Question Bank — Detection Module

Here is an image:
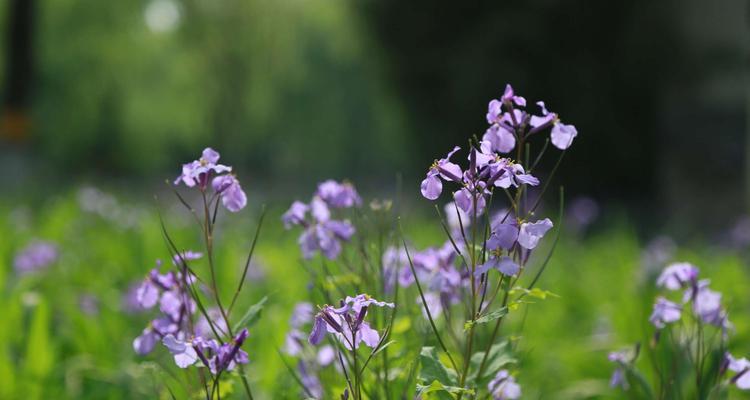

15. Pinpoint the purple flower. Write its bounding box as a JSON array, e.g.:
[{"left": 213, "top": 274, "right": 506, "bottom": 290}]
[
  {"left": 656, "top": 262, "right": 699, "bottom": 290},
  {"left": 608, "top": 350, "right": 631, "bottom": 390},
  {"left": 317, "top": 345, "right": 335, "bottom": 366},
  {"left": 726, "top": 353, "right": 750, "bottom": 390},
  {"left": 195, "top": 307, "right": 229, "bottom": 338},
  {"left": 488, "top": 370, "right": 521, "bottom": 400},
  {"left": 14, "top": 241, "right": 58, "bottom": 275},
  {"left": 551, "top": 122, "right": 578, "bottom": 150},
  {"left": 174, "top": 148, "right": 232, "bottom": 189},
  {"left": 317, "top": 180, "right": 362, "bottom": 208},
  {"left": 419, "top": 292, "right": 444, "bottom": 319},
  {"left": 172, "top": 250, "right": 203, "bottom": 266},
  {"left": 212, "top": 174, "right": 247, "bottom": 212},
  {"left": 483, "top": 124, "right": 516, "bottom": 154},
  {"left": 284, "top": 329, "right": 306, "bottom": 356},
  {"left": 298, "top": 220, "right": 355, "bottom": 260},
  {"left": 567, "top": 196, "right": 599, "bottom": 232},
  {"left": 282, "top": 201, "right": 309, "bottom": 228},
  {"left": 517, "top": 218, "right": 554, "bottom": 250},
  {"left": 163, "top": 334, "right": 200, "bottom": 368},
  {"left": 492, "top": 161, "right": 539, "bottom": 189},
  {"left": 382, "top": 246, "right": 409, "bottom": 294},
  {"left": 475, "top": 255, "right": 520, "bottom": 277},
  {"left": 308, "top": 295, "right": 394, "bottom": 350},
  {"left": 290, "top": 302, "right": 314, "bottom": 329},
  {"left": 501, "top": 84, "right": 526, "bottom": 107},
  {"left": 444, "top": 202, "right": 470, "bottom": 232},
  {"left": 649, "top": 297, "right": 681, "bottom": 328},
  {"left": 298, "top": 361, "right": 323, "bottom": 398},
  {"left": 487, "top": 221, "right": 519, "bottom": 251},
  {"left": 421, "top": 146, "right": 463, "bottom": 200},
  {"left": 529, "top": 101, "right": 555, "bottom": 128}
]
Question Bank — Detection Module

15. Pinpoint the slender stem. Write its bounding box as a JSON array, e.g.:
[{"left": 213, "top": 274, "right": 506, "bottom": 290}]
[
  {"left": 399, "top": 220, "right": 460, "bottom": 373},
  {"left": 228, "top": 206, "right": 267, "bottom": 314}
]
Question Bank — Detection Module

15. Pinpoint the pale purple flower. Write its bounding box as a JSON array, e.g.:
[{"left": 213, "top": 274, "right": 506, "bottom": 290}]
[
  {"left": 488, "top": 370, "right": 521, "bottom": 400},
  {"left": 444, "top": 201, "right": 470, "bottom": 232},
  {"left": 298, "top": 361, "right": 323, "bottom": 398},
  {"left": 656, "top": 262, "right": 699, "bottom": 290},
  {"left": 483, "top": 124, "right": 516, "bottom": 154},
  {"left": 551, "top": 122, "right": 578, "bottom": 150},
  {"left": 649, "top": 297, "right": 681, "bottom": 328},
  {"left": 298, "top": 220, "right": 356, "bottom": 260},
  {"left": 641, "top": 236, "right": 676, "bottom": 273},
  {"left": 382, "top": 246, "right": 409, "bottom": 294},
  {"left": 487, "top": 221, "right": 519, "bottom": 251},
  {"left": 568, "top": 196, "right": 599, "bottom": 231},
  {"left": 475, "top": 255, "right": 520, "bottom": 277},
  {"left": 317, "top": 180, "right": 362, "bottom": 208},
  {"left": 133, "top": 328, "right": 159, "bottom": 355},
  {"left": 608, "top": 350, "right": 631, "bottom": 390},
  {"left": 282, "top": 201, "right": 309, "bottom": 228},
  {"left": 308, "top": 295, "right": 393, "bottom": 350},
  {"left": 290, "top": 302, "right": 314, "bottom": 329},
  {"left": 421, "top": 146, "right": 463, "bottom": 200},
  {"left": 14, "top": 241, "right": 58, "bottom": 274},
  {"left": 730, "top": 216, "right": 750, "bottom": 248},
  {"left": 454, "top": 184, "right": 488, "bottom": 216},
  {"left": 492, "top": 161, "right": 539, "bottom": 189},
  {"left": 517, "top": 218, "right": 554, "bottom": 250},
  {"left": 212, "top": 174, "right": 247, "bottom": 212},
  {"left": 284, "top": 329, "right": 306, "bottom": 356},
  {"left": 172, "top": 250, "right": 203, "bottom": 266},
  {"left": 501, "top": 84, "right": 526, "bottom": 107},
  {"left": 163, "top": 334, "right": 199, "bottom": 368},
  {"left": 174, "top": 148, "right": 232, "bottom": 189},
  {"left": 529, "top": 101, "right": 555, "bottom": 128},
  {"left": 310, "top": 196, "right": 331, "bottom": 223},
  {"left": 726, "top": 353, "right": 750, "bottom": 390},
  {"left": 195, "top": 307, "right": 229, "bottom": 338}
]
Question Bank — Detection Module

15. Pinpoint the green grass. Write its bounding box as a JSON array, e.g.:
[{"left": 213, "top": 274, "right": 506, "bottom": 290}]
[{"left": 1, "top": 191, "right": 749, "bottom": 399}]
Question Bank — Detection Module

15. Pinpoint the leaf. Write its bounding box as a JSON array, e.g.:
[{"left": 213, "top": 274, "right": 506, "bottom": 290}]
[
  {"left": 416, "top": 380, "right": 475, "bottom": 398},
  {"left": 232, "top": 296, "right": 267, "bottom": 332},
  {"left": 465, "top": 307, "right": 508, "bottom": 330},
  {"left": 509, "top": 286, "right": 559, "bottom": 299},
  {"left": 467, "top": 342, "right": 516, "bottom": 385},
  {"left": 419, "top": 347, "right": 458, "bottom": 386}
]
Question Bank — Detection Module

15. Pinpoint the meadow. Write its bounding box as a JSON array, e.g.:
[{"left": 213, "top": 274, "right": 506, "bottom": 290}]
[{"left": 2, "top": 185, "right": 749, "bottom": 399}]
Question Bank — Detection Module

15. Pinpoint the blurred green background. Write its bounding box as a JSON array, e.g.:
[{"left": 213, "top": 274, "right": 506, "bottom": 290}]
[{"left": 0, "top": 0, "right": 749, "bottom": 398}]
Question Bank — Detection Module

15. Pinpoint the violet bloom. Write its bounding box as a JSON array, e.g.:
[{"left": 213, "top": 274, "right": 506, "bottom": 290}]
[
  {"left": 317, "top": 345, "right": 335, "bottom": 366},
  {"left": 14, "top": 241, "right": 58, "bottom": 275},
  {"left": 551, "top": 122, "right": 578, "bottom": 150},
  {"left": 162, "top": 334, "right": 200, "bottom": 368},
  {"left": 382, "top": 246, "right": 409, "bottom": 294},
  {"left": 517, "top": 218, "right": 554, "bottom": 250},
  {"left": 282, "top": 201, "right": 309, "bottom": 228},
  {"left": 726, "top": 353, "right": 750, "bottom": 390},
  {"left": 420, "top": 146, "right": 463, "bottom": 200},
  {"left": 195, "top": 307, "right": 229, "bottom": 338},
  {"left": 567, "top": 196, "right": 599, "bottom": 232},
  {"left": 174, "top": 147, "right": 232, "bottom": 189},
  {"left": 308, "top": 294, "right": 394, "bottom": 350},
  {"left": 492, "top": 161, "right": 540, "bottom": 189},
  {"left": 501, "top": 84, "right": 527, "bottom": 107},
  {"left": 317, "top": 180, "right": 362, "bottom": 208},
  {"left": 172, "top": 250, "right": 203, "bottom": 266},
  {"left": 475, "top": 255, "right": 520, "bottom": 277},
  {"left": 488, "top": 370, "right": 521, "bottom": 400},
  {"left": 444, "top": 201, "right": 471, "bottom": 232},
  {"left": 453, "top": 182, "right": 488, "bottom": 216},
  {"left": 212, "top": 174, "right": 247, "bottom": 212},
  {"left": 649, "top": 297, "right": 681, "bottom": 329},
  {"left": 298, "top": 360, "right": 323, "bottom": 398},
  {"left": 419, "top": 292, "right": 444, "bottom": 319},
  {"left": 656, "top": 262, "right": 699, "bottom": 290},
  {"left": 299, "top": 220, "right": 356, "bottom": 260},
  {"left": 487, "top": 221, "right": 519, "bottom": 251},
  {"left": 608, "top": 350, "right": 630, "bottom": 390},
  {"left": 483, "top": 124, "right": 516, "bottom": 154}
]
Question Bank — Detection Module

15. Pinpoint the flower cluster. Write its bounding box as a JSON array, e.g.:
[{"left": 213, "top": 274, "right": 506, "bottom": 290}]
[
  {"left": 14, "top": 240, "right": 58, "bottom": 275},
  {"left": 282, "top": 180, "right": 359, "bottom": 260},
  {"left": 133, "top": 260, "right": 197, "bottom": 355},
  {"left": 308, "top": 294, "right": 394, "bottom": 350},
  {"left": 174, "top": 147, "right": 247, "bottom": 212},
  {"left": 162, "top": 328, "right": 249, "bottom": 375},
  {"left": 478, "top": 216, "right": 553, "bottom": 277},
  {"left": 650, "top": 262, "right": 731, "bottom": 332},
  {"left": 484, "top": 84, "right": 577, "bottom": 153}
]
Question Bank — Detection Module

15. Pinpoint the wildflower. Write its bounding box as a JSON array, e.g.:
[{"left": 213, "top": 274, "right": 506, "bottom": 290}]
[
  {"left": 420, "top": 146, "right": 463, "bottom": 200},
  {"left": 298, "top": 360, "right": 324, "bottom": 398},
  {"left": 491, "top": 160, "right": 539, "bottom": 189},
  {"left": 500, "top": 84, "right": 526, "bottom": 108},
  {"left": 483, "top": 124, "right": 516, "bottom": 154},
  {"left": 282, "top": 201, "right": 309, "bottom": 228},
  {"left": 487, "top": 221, "right": 519, "bottom": 251},
  {"left": 608, "top": 350, "right": 630, "bottom": 390},
  {"left": 162, "top": 334, "right": 200, "bottom": 368},
  {"left": 551, "top": 122, "right": 578, "bottom": 150},
  {"left": 298, "top": 220, "right": 355, "bottom": 260},
  {"left": 174, "top": 147, "right": 231, "bottom": 189},
  {"left": 649, "top": 297, "right": 681, "bottom": 328},
  {"left": 726, "top": 353, "right": 750, "bottom": 390},
  {"left": 419, "top": 292, "right": 444, "bottom": 319},
  {"left": 444, "top": 201, "right": 471, "bottom": 232},
  {"left": 567, "top": 196, "right": 599, "bottom": 232},
  {"left": 316, "top": 180, "right": 362, "bottom": 208},
  {"left": 475, "top": 255, "right": 520, "bottom": 277},
  {"left": 212, "top": 174, "right": 247, "bottom": 212},
  {"left": 308, "top": 295, "right": 394, "bottom": 350},
  {"left": 382, "top": 246, "right": 409, "bottom": 294},
  {"left": 14, "top": 241, "right": 58, "bottom": 274},
  {"left": 172, "top": 250, "right": 203, "bottom": 266},
  {"left": 656, "top": 262, "right": 699, "bottom": 290},
  {"left": 487, "top": 369, "right": 521, "bottom": 400},
  {"left": 517, "top": 218, "right": 554, "bottom": 250}
]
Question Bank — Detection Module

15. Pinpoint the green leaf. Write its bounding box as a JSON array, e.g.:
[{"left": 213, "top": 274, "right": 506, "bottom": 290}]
[
  {"left": 232, "top": 296, "right": 267, "bottom": 332},
  {"left": 467, "top": 342, "right": 516, "bottom": 385},
  {"left": 416, "top": 380, "right": 475, "bottom": 398},
  {"left": 419, "top": 347, "right": 458, "bottom": 386},
  {"left": 465, "top": 307, "right": 508, "bottom": 330}
]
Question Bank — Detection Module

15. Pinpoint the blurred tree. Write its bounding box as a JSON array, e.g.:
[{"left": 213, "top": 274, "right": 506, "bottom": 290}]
[{"left": 1, "top": 0, "right": 34, "bottom": 143}]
